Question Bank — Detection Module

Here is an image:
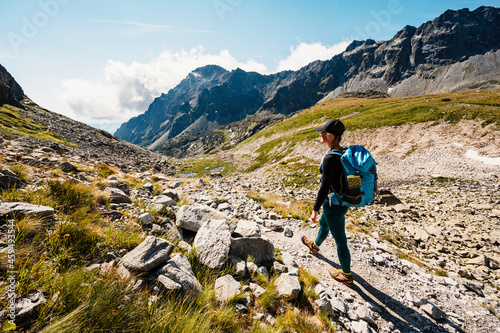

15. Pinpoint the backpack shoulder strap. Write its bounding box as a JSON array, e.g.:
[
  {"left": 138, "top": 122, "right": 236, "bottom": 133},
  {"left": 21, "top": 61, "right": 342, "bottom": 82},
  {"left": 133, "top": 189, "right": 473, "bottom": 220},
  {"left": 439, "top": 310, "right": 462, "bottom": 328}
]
[{"left": 327, "top": 147, "right": 346, "bottom": 157}]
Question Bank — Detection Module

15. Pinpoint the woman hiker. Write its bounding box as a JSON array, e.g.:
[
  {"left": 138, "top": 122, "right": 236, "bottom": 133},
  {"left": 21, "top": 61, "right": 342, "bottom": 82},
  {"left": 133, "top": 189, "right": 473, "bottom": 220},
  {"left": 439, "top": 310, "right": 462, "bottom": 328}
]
[{"left": 301, "top": 118, "right": 354, "bottom": 287}]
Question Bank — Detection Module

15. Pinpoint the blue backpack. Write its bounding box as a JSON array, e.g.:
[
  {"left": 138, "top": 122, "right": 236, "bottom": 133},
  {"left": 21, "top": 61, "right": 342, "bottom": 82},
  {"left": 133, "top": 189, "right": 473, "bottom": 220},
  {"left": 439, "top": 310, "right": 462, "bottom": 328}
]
[{"left": 328, "top": 145, "right": 378, "bottom": 207}]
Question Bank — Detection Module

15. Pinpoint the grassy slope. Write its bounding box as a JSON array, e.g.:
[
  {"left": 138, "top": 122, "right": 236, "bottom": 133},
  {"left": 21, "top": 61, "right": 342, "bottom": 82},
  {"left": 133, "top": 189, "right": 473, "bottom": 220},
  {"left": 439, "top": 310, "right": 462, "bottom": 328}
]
[
  {"left": 236, "top": 89, "right": 500, "bottom": 172},
  {"left": 0, "top": 103, "right": 75, "bottom": 146}
]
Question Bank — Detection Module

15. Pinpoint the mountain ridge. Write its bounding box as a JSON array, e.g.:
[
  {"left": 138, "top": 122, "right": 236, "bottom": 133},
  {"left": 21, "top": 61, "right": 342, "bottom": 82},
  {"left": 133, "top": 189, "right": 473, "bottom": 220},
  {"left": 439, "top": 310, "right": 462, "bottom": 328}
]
[{"left": 114, "top": 6, "right": 500, "bottom": 156}]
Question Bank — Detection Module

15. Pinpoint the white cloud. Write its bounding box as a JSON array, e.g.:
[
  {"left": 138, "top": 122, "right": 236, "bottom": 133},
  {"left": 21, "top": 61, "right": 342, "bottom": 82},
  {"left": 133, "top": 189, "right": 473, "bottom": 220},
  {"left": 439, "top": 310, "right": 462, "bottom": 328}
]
[
  {"left": 57, "top": 42, "right": 352, "bottom": 133},
  {"left": 276, "top": 41, "right": 351, "bottom": 72},
  {"left": 57, "top": 46, "right": 269, "bottom": 132}
]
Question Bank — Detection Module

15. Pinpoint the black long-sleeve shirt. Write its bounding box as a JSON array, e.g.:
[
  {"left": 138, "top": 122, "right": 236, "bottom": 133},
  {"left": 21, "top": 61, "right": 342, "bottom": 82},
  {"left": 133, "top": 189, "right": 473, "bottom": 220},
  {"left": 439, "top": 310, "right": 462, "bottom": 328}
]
[{"left": 313, "top": 152, "right": 344, "bottom": 212}]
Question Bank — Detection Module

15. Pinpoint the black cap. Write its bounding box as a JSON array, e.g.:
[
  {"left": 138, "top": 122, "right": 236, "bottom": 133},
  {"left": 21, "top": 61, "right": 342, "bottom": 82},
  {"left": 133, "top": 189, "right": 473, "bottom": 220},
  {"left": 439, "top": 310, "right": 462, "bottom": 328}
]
[{"left": 314, "top": 119, "right": 345, "bottom": 136}]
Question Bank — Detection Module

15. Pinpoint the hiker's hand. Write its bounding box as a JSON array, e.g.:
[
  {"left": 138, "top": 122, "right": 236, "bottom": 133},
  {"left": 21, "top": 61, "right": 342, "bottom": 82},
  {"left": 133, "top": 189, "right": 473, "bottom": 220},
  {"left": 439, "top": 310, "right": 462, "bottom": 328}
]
[{"left": 310, "top": 211, "right": 319, "bottom": 225}]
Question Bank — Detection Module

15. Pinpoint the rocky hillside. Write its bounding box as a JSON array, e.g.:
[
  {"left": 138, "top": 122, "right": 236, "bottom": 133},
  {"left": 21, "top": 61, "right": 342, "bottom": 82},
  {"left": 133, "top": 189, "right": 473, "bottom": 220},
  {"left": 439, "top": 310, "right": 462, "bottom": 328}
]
[
  {"left": 115, "top": 6, "right": 500, "bottom": 157},
  {"left": 1, "top": 125, "right": 499, "bottom": 332},
  {"left": 0, "top": 65, "right": 174, "bottom": 174}
]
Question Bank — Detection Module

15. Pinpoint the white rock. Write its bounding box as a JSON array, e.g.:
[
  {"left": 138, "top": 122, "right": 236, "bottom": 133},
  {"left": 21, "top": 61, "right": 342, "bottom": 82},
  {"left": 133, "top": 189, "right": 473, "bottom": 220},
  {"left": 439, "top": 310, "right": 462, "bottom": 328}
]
[
  {"left": 249, "top": 283, "right": 266, "bottom": 298},
  {"left": 193, "top": 219, "right": 231, "bottom": 269},
  {"left": 233, "top": 220, "right": 261, "bottom": 238},
  {"left": 274, "top": 273, "right": 301, "bottom": 298},
  {"left": 215, "top": 274, "right": 241, "bottom": 302}
]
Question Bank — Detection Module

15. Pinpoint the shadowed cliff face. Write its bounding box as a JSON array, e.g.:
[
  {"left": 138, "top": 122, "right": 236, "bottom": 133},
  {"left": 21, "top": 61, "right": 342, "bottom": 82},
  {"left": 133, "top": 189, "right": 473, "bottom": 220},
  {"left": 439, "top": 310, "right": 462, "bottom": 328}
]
[
  {"left": 0, "top": 64, "right": 24, "bottom": 107},
  {"left": 115, "top": 6, "right": 500, "bottom": 156}
]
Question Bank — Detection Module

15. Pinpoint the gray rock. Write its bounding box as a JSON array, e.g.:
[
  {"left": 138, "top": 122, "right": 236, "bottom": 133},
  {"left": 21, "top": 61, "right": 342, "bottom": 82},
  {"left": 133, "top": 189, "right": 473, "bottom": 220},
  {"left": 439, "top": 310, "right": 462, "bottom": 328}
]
[
  {"left": 247, "top": 262, "right": 259, "bottom": 275},
  {"left": 254, "top": 313, "right": 264, "bottom": 321},
  {"left": 230, "top": 237, "right": 274, "bottom": 265},
  {"left": 0, "top": 169, "right": 16, "bottom": 178},
  {"left": 218, "top": 202, "right": 230, "bottom": 211},
  {"left": 122, "top": 236, "right": 174, "bottom": 272},
  {"left": 215, "top": 274, "right": 241, "bottom": 301},
  {"left": 233, "top": 220, "right": 261, "bottom": 238},
  {"left": 157, "top": 274, "right": 182, "bottom": 291},
  {"left": 162, "top": 189, "right": 179, "bottom": 202},
  {"left": 0, "top": 202, "right": 54, "bottom": 221},
  {"left": 170, "top": 180, "right": 182, "bottom": 189},
  {"left": 104, "top": 187, "right": 132, "bottom": 204},
  {"left": 284, "top": 226, "right": 293, "bottom": 237},
  {"left": 257, "top": 266, "right": 269, "bottom": 281},
  {"left": 331, "top": 297, "right": 348, "bottom": 314},
  {"left": 288, "top": 267, "right": 300, "bottom": 276},
  {"left": 356, "top": 306, "right": 376, "bottom": 325},
  {"left": 461, "top": 279, "right": 485, "bottom": 296},
  {"left": 274, "top": 273, "right": 301, "bottom": 298},
  {"left": 159, "top": 253, "right": 203, "bottom": 294},
  {"left": 249, "top": 283, "right": 266, "bottom": 297},
  {"left": 394, "top": 204, "right": 411, "bottom": 213},
  {"left": 273, "top": 261, "right": 287, "bottom": 273},
  {"left": 263, "top": 219, "right": 284, "bottom": 231},
  {"left": 348, "top": 309, "right": 359, "bottom": 321},
  {"left": 153, "top": 195, "right": 175, "bottom": 213},
  {"left": 467, "top": 255, "right": 488, "bottom": 266},
  {"left": 193, "top": 219, "right": 231, "bottom": 269},
  {"left": 138, "top": 213, "right": 155, "bottom": 226},
  {"left": 351, "top": 320, "right": 372, "bottom": 333},
  {"left": 372, "top": 254, "right": 386, "bottom": 265},
  {"left": 232, "top": 257, "right": 246, "bottom": 276},
  {"left": 315, "top": 297, "right": 334, "bottom": 316},
  {"left": 0, "top": 174, "right": 24, "bottom": 190},
  {"left": 160, "top": 218, "right": 183, "bottom": 242},
  {"left": 15, "top": 290, "right": 47, "bottom": 324},
  {"left": 59, "top": 161, "right": 77, "bottom": 173},
  {"left": 175, "top": 204, "right": 229, "bottom": 232},
  {"left": 266, "top": 315, "right": 277, "bottom": 325},
  {"left": 282, "top": 251, "right": 297, "bottom": 268},
  {"left": 420, "top": 302, "right": 447, "bottom": 320}
]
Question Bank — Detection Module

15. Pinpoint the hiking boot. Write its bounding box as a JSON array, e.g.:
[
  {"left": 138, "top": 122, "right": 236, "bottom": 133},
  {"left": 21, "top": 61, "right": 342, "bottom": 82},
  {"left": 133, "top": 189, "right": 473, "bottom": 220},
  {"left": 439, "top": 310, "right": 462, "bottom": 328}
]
[
  {"left": 330, "top": 268, "right": 354, "bottom": 287},
  {"left": 301, "top": 236, "right": 319, "bottom": 255}
]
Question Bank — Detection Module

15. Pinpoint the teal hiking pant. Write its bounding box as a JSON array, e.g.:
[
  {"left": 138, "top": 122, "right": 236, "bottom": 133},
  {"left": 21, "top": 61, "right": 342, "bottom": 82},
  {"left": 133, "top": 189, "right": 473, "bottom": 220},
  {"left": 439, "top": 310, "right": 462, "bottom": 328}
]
[{"left": 314, "top": 201, "right": 350, "bottom": 273}]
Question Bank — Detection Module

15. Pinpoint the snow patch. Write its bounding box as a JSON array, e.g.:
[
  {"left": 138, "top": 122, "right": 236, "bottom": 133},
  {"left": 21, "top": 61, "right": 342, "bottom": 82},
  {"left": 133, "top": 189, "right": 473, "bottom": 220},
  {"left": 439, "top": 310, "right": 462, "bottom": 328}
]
[{"left": 465, "top": 150, "right": 500, "bottom": 166}]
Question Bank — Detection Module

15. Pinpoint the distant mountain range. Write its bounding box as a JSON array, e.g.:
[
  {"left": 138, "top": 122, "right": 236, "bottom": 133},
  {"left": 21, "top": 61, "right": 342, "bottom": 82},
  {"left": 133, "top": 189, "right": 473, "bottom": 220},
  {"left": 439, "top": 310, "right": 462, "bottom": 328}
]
[{"left": 114, "top": 6, "right": 500, "bottom": 156}]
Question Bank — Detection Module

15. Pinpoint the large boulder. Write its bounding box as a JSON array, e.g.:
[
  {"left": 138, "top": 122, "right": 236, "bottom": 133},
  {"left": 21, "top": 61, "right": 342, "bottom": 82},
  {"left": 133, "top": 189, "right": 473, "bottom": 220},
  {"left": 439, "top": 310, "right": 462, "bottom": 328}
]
[
  {"left": 158, "top": 253, "right": 203, "bottom": 294},
  {"left": 122, "top": 236, "right": 174, "bottom": 272},
  {"left": 175, "top": 204, "right": 229, "bottom": 232},
  {"left": 230, "top": 237, "right": 274, "bottom": 265},
  {"left": 0, "top": 202, "right": 54, "bottom": 222},
  {"left": 193, "top": 219, "right": 231, "bottom": 269}
]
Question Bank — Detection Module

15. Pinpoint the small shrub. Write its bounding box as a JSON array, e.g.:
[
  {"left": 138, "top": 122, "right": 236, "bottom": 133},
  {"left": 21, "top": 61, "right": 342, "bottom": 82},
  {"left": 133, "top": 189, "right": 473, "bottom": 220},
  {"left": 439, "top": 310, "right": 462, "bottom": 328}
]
[
  {"left": 46, "top": 180, "right": 96, "bottom": 213},
  {"left": 298, "top": 268, "right": 319, "bottom": 299},
  {"left": 433, "top": 268, "right": 448, "bottom": 277},
  {"left": 10, "top": 163, "right": 30, "bottom": 183},
  {"left": 275, "top": 308, "right": 326, "bottom": 333},
  {"left": 95, "top": 163, "right": 116, "bottom": 178},
  {"left": 257, "top": 284, "right": 284, "bottom": 314}
]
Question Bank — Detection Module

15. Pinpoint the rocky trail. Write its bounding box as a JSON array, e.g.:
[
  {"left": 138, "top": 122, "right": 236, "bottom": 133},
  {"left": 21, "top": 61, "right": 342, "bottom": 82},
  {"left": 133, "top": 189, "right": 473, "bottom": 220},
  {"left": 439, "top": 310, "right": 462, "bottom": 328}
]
[{"left": 1, "top": 133, "right": 499, "bottom": 333}]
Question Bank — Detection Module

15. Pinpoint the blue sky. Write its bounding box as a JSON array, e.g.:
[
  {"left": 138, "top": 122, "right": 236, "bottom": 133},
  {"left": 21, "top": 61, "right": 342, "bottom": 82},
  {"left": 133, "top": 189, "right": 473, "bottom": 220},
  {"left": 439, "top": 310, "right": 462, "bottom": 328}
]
[{"left": 0, "top": 0, "right": 497, "bottom": 133}]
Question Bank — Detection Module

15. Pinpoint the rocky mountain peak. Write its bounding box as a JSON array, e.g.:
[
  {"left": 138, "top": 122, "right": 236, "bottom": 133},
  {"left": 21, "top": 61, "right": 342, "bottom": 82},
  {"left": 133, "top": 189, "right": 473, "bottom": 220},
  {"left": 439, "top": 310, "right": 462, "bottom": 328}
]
[
  {"left": 115, "top": 7, "right": 500, "bottom": 157},
  {"left": 0, "top": 64, "right": 24, "bottom": 107}
]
